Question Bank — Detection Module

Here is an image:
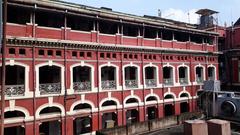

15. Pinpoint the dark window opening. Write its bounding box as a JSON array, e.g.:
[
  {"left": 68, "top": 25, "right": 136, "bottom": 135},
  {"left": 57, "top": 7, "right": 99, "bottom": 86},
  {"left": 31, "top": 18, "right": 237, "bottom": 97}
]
[
  {"left": 74, "top": 103, "right": 92, "bottom": 110},
  {"left": 144, "top": 27, "right": 157, "bottom": 39},
  {"left": 164, "top": 104, "right": 174, "bottom": 116},
  {"left": 47, "top": 50, "right": 53, "bottom": 56},
  {"left": 99, "top": 20, "right": 118, "bottom": 34},
  {"left": 40, "top": 107, "right": 61, "bottom": 115},
  {"left": 191, "top": 34, "right": 203, "bottom": 44},
  {"left": 123, "top": 24, "right": 139, "bottom": 37},
  {"left": 39, "top": 120, "right": 61, "bottom": 135},
  {"left": 5, "top": 111, "right": 25, "bottom": 118},
  {"left": 125, "top": 67, "right": 137, "bottom": 80},
  {"left": 180, "top": 93, "right": 189, "bottom": 98},
  {"left": 39, "top": 50, "right": 45, "bottom": 56},
  {"left": 101, "top": 66, "right": 115, "bottom": 81},
  {"left": 73, "top": 66, "right": 91, "bottom": 82},
  {"left": 80, "top": 52, "right": 85, "bottom": 57},
  {"left": 100, "top": 53, "right": 105, "bottom": 58},
  {"left": 196, "top": 67, "right": 203, "bottom": 78},
  {"left": 163, "top": 67, "right": 172, "bottom": 79},
  {"left": 146, "top": 96, "right": 157, "bottom": 102},
  {"left": 126, "top": 98, "right": 138, "bottom": 104},
  {"left": 124, "top": 54, "right": 128, "bottom": 59},
  {"left": 39, "top": 66, "right": 61, "bottom": 84},
  {"left": 145, "top": 67, "right": 155, "bottom": 79},
  {"left": 162, "top": 29, "right": 173, "bottom": 40},
  {"left": 126, "top": 109, "right": 139, "bottom": 124},
  {"left": 4, "top": 126, "right": 25, "bottom": 135},
  {"left": 102, "top": 113, "right": 117, "bottom": 129},
  {"left": 102, "top": 101, "right": 117, "bottom": 107},
  {"left": 67, "top": 15, "right": 93, "bottom": 31},
  {"left": 3, "top": 65, "right": 25, "bottom": 85},
  {"left": 129, "top": 54, "right": 133, "bottom": 59},
  {"left": 74, "top": 117, "right": 92, "bottom": 135},
  {"left": 174, "top": 31, "right": 189, "bottom": 42},
  {"left": 72, "top": 51, "right": 77, "bottom": 57},
  {"left": 112, "top": 53, "right": 116, "bottom": 58},
  {"left": 9, "top": 48, "right": 15, "bottom": 55},
  {"left": 36, "top": 10, "right": 64, "bottom": 28},
  {"left": 19, "top": 49, "right": 26, "bottom": 55},
  {"left": 134, "top": 54, "right": 138, "bottom": 59},
  {"left": 147, "top": 107, "right": 158, "bottom": 120},
  {"left": 87, "top": 52, "right": 92, "bottom": 58},
  {"left": 180, "top": 102, "right": 189, "bottom": 113},
  {"left": 7, "top": 5, "right": 30, "bottom": 24},
  {"left": 179, "top": 67, "right": 186, "bottom": 78},
  {"left": 56, "top": 50, "right": 62, "bottom": 57},
  {"left": 164, "top": 95, "right": 174, "bottom": 99},
  {"left": 106, "top": 53, "right": 111, "bottom": 58},
  {"left": 144, "top": 55, "right": 148, "bottom": 59}
]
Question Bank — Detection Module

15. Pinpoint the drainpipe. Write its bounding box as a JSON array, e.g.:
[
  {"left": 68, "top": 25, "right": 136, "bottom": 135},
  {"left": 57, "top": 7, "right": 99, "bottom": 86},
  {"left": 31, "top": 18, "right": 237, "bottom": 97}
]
[
  {"left": 32, "top": 4, "right": 37, "bottom": 135},
  {"left": 63, "top": 9, "right": 67, "bottom": 135},
  {"left": 1, "top": 0, "right": 7, "bottom": 135}
]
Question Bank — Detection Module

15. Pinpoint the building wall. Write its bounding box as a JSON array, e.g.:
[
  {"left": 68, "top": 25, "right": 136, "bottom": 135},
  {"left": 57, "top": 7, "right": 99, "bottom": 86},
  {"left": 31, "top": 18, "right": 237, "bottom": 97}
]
[{"left": 1, "top": 1, "right": 219, "bottom": 135}]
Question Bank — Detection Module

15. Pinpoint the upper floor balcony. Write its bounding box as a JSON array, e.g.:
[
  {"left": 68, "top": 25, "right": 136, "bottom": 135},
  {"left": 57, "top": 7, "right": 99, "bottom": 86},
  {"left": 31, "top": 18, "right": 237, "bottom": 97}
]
[{"left": 6, "top": 4, "right": 217, "bottom": 53}]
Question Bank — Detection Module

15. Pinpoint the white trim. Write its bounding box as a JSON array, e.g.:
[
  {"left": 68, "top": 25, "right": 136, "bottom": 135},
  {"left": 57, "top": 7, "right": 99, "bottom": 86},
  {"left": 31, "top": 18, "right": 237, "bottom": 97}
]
[
  {"left": 4, "top": 106, "right": 33, "bottom": 124},
  {"left": 177, "top": 64, "right": 190, "bottom": 85},
  {"left": 1, "top": 61, "right": 32, "bottom": 99},
  {"left": 143, "top": 64, "right": 160, "bottom": 87},
  {"left": 124, "top": 94, "right": 143, "bottom": 107},
  {"left": 164, "top": 92, "right": 177, "bottom": 102},
  {"left": 35, "top": 62, "right": 65, "bottom": 97},
  {"left": 122, "top": 63, "right": 141, "bottom": 89},
  {"left": 35, "top": 103, "right": 65, "bottom": 119},
  {"left": 163, "top": 64, "right": 176, "bottom": 85},
  {"left": 207, "top": 64, "right": 217, "bottom": 80},
  {"left": 145, "top": 93, "right": 161, "bottom": 105},
  {"left": 68, "top": 100, "right": 97, "bottom": 115},
  {"left": 69, "top": 62, "right": 96, "bottom": 94},
  {"left": 99, "top": 63, "right": 120, "bottom": 91},
  {"left": 178, "top": 91, "right": 191, "bottom": 101},
  {"left": 99, "top": 97, "right": 121, "bottom": 111},
  {"left": 193, "top": 64, "right": 206, "bottom": 85}
]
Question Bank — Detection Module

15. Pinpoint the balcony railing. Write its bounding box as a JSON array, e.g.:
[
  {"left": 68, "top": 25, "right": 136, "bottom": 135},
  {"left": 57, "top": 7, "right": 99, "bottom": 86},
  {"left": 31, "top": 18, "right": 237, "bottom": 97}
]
[
  {"left": 145, "top": 79, "right": 157, "bottom": 87},
  {"left": 0, "top": 85, "right": 25, "bottom": 97},
  {"left": 125, "top": 80, "right": 138, "bottom": 88},
  {"left": 73, "top": 81, "right": 91, "bottom": 92},
  {"left": 179, "top": 78, "right": 188, "bottom": 85},
  {"left": 196, "top": 77, "right": 204, "bottom": 83},
  {"left": 163, "top": 78, "right": 173, "bottom": 86},
  {"left": 39, "top": 83, "right": 61, "bottom": 95},
  {"left": 101, "top": 80, "right": 116, "bottom": 90}
]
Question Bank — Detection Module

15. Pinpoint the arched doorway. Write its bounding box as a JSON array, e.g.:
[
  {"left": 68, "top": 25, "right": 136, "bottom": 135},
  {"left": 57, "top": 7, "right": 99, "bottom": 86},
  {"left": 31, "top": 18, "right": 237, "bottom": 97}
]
[
  {"left": 39, "top": 107, "right": 62, "bottom": 135},
  {"left": 146, "top": 96, "right": 158, "bottom": 120},
  {"left": 101, "top": 100, "right": 118, "bottom": 129},
  {"left": 125, "top": 98, "right": 139, "bottom": 124},
  {"left": 180, "top": 93, "right": 190, "bottom": 113},
  {"left": 74, "top": 116, "right": 92, "bottom": 135},
  {"left": 4, "top": 110, "right": 26, "bottom": 135},
  {"left": 164, "top": 94, "right": 175, "bottom": 116}
]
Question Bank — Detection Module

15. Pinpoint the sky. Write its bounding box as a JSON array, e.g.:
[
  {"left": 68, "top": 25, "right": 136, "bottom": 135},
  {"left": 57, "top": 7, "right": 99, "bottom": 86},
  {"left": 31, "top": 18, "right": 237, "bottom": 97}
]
[{"left": 64, "top": 0, "right": 239, "bottom": 26}]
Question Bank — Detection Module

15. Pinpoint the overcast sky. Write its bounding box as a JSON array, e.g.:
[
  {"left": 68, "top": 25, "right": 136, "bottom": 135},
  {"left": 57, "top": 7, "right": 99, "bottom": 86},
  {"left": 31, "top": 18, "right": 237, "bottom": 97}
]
[{"left": 64, "top": 0, "right": 239, "bottom": 26}]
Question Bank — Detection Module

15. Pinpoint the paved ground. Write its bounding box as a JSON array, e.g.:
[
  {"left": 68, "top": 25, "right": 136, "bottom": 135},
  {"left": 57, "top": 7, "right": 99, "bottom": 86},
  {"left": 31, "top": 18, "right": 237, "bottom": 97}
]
[
  {"left": 145, "top": 125, "right": 184, "bottom": 135},
  {"left": 144, "top": 124, "right": 240, "bottom": 135}
]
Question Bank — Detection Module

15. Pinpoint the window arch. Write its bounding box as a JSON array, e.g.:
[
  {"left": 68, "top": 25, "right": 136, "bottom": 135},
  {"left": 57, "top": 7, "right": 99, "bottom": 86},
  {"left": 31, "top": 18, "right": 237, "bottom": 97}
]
[
  {"left": 123, "top": 64, "right": 140, "bottom": 89},
  {"left": 35, "top": 62, "right": 65, "bottom": 96},
  {"left": 143, "top": 64, "right": 159, "bottom": 88},
  {"left": 70, "top": 63, "right": 95, "bottom": 93}
]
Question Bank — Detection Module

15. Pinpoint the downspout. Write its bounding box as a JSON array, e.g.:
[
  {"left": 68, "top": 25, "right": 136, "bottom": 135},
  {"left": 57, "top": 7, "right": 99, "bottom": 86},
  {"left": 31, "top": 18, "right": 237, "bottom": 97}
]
[
  {"left": 32, "top": 4, "right": 37, "bottom": 135},
  {"left": 63, "top": 9, "right": 67, "bottom": 135},
  {"left": 1, "top": 0, "right": 7, "bottom": 135}
]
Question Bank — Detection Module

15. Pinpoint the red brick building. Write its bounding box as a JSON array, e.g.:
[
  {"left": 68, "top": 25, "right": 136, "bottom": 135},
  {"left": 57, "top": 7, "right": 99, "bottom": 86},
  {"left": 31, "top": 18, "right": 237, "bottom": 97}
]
[
  {"left": 0, "top": 0, "right": 219, "bottom": 135},
  {"left": 219, "top": 18, "right": 240, "bottom": 89}
]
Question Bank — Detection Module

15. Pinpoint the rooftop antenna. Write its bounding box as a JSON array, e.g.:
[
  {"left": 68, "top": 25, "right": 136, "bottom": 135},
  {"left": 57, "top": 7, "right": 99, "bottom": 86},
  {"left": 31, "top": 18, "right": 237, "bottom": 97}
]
[
  {"left": 158, "top": 9, "right": 161, "bottom": 17},
  {"left": 187, "top": 11, "right": 190, "bottom": 23}
]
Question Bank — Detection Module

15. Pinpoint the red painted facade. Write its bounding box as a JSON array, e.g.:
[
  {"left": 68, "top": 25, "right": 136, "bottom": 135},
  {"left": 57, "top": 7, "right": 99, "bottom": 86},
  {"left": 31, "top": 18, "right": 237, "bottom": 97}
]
[{"left": 0, "top": 1, "right": 219, "bottom": 135}]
